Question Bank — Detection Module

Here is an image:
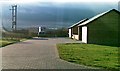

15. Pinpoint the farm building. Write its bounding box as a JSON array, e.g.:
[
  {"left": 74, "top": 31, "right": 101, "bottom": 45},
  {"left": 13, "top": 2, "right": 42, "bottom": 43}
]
[
  {"left": 69, "top": 9, "right": 120, "bottom": 46},
  {"left": 68, "top": 18, "right": 88, "bottom": 40}
]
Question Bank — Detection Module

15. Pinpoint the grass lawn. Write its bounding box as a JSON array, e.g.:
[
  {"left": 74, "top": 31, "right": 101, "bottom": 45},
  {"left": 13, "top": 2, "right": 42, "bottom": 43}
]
[
  {"left": 0, "top": 38, "right": 27, "bottom": 47},
  {"left": 57, "top": 43, "right": 119, "bottom": 70}
]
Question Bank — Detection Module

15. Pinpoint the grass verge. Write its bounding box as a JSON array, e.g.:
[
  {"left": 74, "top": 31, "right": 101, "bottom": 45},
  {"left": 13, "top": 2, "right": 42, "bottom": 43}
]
[
  {"left": 0, "top": 38, "right": 27, "bottom": 47},
  {"left": 57, "top": 43, "right": 119, "bottom": 70}
]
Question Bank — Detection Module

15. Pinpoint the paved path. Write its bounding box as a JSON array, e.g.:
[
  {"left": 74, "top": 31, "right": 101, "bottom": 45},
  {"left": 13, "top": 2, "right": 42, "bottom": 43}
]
[{"left": 1, "top": 38, "right": 93, "bottom": 69}]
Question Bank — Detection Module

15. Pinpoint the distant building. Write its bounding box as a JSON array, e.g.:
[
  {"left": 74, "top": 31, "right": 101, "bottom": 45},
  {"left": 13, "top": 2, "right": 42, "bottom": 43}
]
[
  {"left": 38, "top": 27, "right": 46, "bottom": 34},
  {"left": 69, "top": 9, "right": 120, "bottom": 46}
]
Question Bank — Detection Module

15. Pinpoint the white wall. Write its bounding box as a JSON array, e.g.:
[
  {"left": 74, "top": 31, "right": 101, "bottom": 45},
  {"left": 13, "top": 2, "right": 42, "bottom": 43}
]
[
  {"left": 82, "top": 26, "right": 87, "bottom": 43},
  {"left": 72, "top": 34, "right": 79, "bottom": 40},
  {"left": 68, "top": 28, "right": 72, "bottom": 38},
  {"left": 38, "top": 27, "right": 42, "bottom": 32}
]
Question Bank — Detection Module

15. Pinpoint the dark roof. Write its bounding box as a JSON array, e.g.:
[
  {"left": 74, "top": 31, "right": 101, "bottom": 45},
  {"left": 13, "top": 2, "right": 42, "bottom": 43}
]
[
  {"left": 68, "top": 18, "right": 88, "bottom": 28},
  {"left": 78, "top": 9, "right": 120, "bottom": 26}
]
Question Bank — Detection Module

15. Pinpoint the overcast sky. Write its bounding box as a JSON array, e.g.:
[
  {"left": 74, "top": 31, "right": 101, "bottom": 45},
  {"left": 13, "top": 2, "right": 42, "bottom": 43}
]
[{"left": 1, "top": 0, "right": 119, "bottom": 30}]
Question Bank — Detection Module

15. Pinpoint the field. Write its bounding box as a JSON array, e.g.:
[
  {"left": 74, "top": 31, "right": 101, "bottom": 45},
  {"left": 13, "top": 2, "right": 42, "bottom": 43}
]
[{"left": 57, "top": 43, "right": 119, "bottom": 70}]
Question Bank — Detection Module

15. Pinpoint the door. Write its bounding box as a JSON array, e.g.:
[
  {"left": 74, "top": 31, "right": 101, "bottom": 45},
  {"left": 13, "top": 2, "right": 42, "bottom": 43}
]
[
  {"left": 82, "top": 26, "right": 87, "bottom": 43},
  {"left": 69, "top": 29, "right": 72, "bottom": 38}
]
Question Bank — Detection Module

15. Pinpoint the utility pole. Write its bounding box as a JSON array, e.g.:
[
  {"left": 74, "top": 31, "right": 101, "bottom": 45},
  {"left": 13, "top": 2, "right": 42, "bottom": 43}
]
[{"left": 10, "top": 5, "right": 17, "bottom": 31}]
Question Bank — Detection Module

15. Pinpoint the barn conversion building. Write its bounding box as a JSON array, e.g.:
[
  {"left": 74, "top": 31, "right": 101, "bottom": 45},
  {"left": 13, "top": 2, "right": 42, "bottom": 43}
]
[
  {"left": 68, "top": 9, "right": 120, "bottom": 46},
  {"left": 68, "top": 18, "right": 88, "bottom": 40}
]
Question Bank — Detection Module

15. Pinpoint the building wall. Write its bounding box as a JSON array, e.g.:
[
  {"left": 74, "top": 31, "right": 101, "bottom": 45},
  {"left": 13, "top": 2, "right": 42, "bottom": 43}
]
[
  {"left": 72, "top": 34, "right": 79, "bottom": 40},
  {"left": 68, "top": 28, "right": 72, "bottom": 38},
  {"left": 87, "top": 10, "right": 119, "bottom": 46},
  {"left": 71, "top": 26, "right": 79, "bottom": 40}
]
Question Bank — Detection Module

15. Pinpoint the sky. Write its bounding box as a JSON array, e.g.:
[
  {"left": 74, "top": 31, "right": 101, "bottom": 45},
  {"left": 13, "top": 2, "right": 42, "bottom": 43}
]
[
  {"left": 1, "top": 0, "right": 119, "bottom": 30},
  {"left": 1, "top": 0, "right": 119, "bottom": 3}
]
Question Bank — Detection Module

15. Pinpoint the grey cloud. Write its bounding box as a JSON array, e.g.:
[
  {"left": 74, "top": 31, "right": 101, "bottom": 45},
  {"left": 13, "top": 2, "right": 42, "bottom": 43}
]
[{"left": 2, "top": 2, "right": 118, "bottom": 29}]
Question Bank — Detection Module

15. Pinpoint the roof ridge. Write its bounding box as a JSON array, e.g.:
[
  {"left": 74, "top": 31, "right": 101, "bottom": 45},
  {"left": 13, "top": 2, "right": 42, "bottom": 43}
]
[
  {"left": 69, "top": 18, "right": 88, "bottom": 28},
  {"left": 111, "top": 9, "right": 120, "bottom": 13},
  {"left": 78, "top": 9, "right": 119, "bottom": 26}
]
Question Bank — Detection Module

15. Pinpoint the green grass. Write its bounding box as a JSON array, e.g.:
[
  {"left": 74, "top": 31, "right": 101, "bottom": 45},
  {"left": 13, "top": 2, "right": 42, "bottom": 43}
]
[
  {"left": 0, "top": 39, "right": 18, "bottom": 47},
  {"left": 0, "top": 38, "right": 27, "bottom": 47},
  {"left": 57, "top": 43, "right": 119, "bottom": 70}
]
